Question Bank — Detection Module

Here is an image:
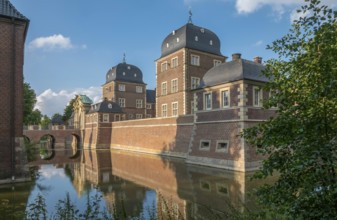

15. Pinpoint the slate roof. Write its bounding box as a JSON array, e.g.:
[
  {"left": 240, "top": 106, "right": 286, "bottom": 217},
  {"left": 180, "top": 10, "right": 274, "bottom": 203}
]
[
  {"left": 79, "top": 95, "right": 93, "bottom": 105},
  {"left": 51, "top": 115, "right": 64, "bottom": 125},
  {"left": 161, "top": 23, "right": 222, "bottom": 58},
  {"left": 199, "top": 58, "right": 268, "bottom": 88},
  {"left": 146, "top": 89, "right": 156, "bottom": 103},
  {"left": 0, "top": 0, "right": 29, "bottom": 21},
  {"left": 105, "top": 62, "right": 145, "bottom": 85},
  {"left": 89, "top": 99, "right": 123, "bottom": 113}
]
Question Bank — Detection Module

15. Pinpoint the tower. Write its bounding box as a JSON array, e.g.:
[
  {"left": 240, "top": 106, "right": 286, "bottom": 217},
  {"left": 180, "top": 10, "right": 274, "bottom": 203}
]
[
  {"left": 0, "top": 0, "right": 29, "bottom": 180},
  {"left": 155, "top": 18, "right": 227, "bottom": 118}
]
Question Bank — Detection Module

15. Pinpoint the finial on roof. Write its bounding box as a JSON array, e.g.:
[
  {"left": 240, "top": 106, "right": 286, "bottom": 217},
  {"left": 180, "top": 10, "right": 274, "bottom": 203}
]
[
  {"left": 188, "top": 8, "right": 193, "bottom": 24},
  {"left": 123, "top": 53, "right": 126, "bottom": 63}
]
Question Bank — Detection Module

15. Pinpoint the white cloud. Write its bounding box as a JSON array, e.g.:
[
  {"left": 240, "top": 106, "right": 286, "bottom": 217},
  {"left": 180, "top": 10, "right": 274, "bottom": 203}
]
[
  {"left": 253, "top": 40, "right": 263, "bottom": 46},
  {"left": 29, "top": 34, "right": 75, "bottom": 51},
  {"left": 35, "top": 87, "right": 102, "bottom": 117}
]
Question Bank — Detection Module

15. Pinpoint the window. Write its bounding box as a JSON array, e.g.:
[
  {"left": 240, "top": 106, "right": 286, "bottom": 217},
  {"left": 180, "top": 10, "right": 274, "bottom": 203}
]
[
  {"left": 171, "top": 79, "right": 178, "bottom": 93},
  {"left": 172, "top": 102, "right": 178, "bottom": 116},
  {"left": 118, "top": 98, "right": 125, "bottom": 107},
  {"left": 171, "top": 57, "right": 178, "bottom": 68},
  {"left": 213, "top": 59, "right": 222, "bottom": 67},
  {"left": 191, "top": 55, "right": 200, "bottom": 66},
  {"left": 216, "top": 140, "right": 229, "bottom": 153},
  {"left": 114, "top": 114, "right": 120, "bottom": 121},
  {"left": 136, "top": 86, "right": 143, "bottom": 93},
  {"left": 146, "top": 104, "right": 152, "bottom": 109},
  {"left": 146, "top": 114, "right": 152, "bottom": 118},
  {"left": 103, "top": 114, "right": 109, "bottom": 123},
  {"left": 161, "top": 61, "right": 168, "bottom": 72},
  {"left": 161, "top": 82, "right": 167, "bottom": 95},
  {"left": 162, "top": 104, "right": 167, "bottom": 117},
  {"left": 253, "top": 86, "right": 262, "bottom": 107},
  {"left": 221, "top": 89, "right": 230, "bottom": 108},
  {"left": 216, "top": 183, "right": 229, "bottom": 196},
  {"left": 204, "top": 92, "right": 212, "bottom": 110},
  {"left": 191, "top": 77, "right": 200, "bottom": 89},
  {"left": 191, "top": 101, "right": 195, "bottom": 114},
  {"left": 200, "top": 140, "right": 211, "bottom": 150},
  {"left": 200, "top": 180, "right": 211, "bottom": 191},
  {"left": 119, "top": 84, "right": 125, "bottom": 91},
  {"left": 128, "top": 114, "right": 133, "bottom": 119},
  {"left": 210, "top": 40, "right": 213, "bottom": 46},
  {"left": 136, "top": 114, "right": 142, "bottom": 119},
  {"left": 136, "top": 99, "right": 143, "bottom": 108},
  {"left": 195, "top": 36, "right": 198, "bottom": 41}
]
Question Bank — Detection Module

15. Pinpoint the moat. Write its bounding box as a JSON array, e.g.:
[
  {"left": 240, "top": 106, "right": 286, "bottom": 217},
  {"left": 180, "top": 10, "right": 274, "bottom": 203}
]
[{"left": 0, "top": 149, "right": 267, "bottom": 219}]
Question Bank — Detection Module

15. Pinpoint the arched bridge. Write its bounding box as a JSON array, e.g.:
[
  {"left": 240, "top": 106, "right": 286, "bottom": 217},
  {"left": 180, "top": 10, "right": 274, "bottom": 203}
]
[{"left": 23, "top": 125, "right": 81, "bottom": 149}]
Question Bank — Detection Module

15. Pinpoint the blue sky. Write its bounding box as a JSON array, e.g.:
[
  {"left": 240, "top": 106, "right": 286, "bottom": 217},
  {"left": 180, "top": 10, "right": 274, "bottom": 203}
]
[{"left": 10, "top": 0, "right": 336, "bottom": 116}]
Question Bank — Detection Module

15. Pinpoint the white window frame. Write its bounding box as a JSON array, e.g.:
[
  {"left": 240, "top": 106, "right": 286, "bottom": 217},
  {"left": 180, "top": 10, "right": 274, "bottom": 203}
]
[
  {"left": 172, "top": 102, "right": 178, "bottom": 116},
  {"left": 171, "top": 57, "right": 178, "bottom": 68},
  {"left": 118, "top": 98, "right": 125, "bottom": 107},
  {"left": 103, "top": 114, "right": 109, "bottom": 123},
  {"left": 146, "top": 114, "right": 152, "bottom": 118},
  {"left": 136, "top": 99, "right": 143, "bottom": 108},
  {"left": 136, "top": 114, "right": 142, "bottom": 119},
  {"left": 191, "top": 55, "right": 200, "bottom": 66},
  {"left": 191, "top": 77, "right": 200, "bottom": 89},
  {"left": 253, "top": 86, "right": 262, "bottom": 107},
  {"left": 161, "top": 82, "right": 167, "bottom": 96},
  {"left": 221, "top": 88, "right": 230, "bottom": 108},
  {"left": 171, "top": 78, "right": 178, "bottom": 93},
  {"left": 118, "top": 84, "right": 125, "bottom": 91},
  {"left": 199, "top": 140, "right": 211, "bottom": 150},
  {"left": 213, "top": 59, "right": 222, "bottom": 67},
  {"left": 204, "top": 92, "right": 212, "bottom": 110},
  {"left": 191, "top": 101, "right": 195, "bottom": 114},
  {"left": 136, "top": 86, "right": 143, "bottom": 93},
  {"left": 161, "top": 61, "right": 168, "bottom": 72},
  {"left": 216, "top": 140, "right": 229, "bottom": 153},
  {"left": 146, "top": 104, "right": 152, "bottom": 109},
  {"left": 162, "top": 104, "right": 167, "bottom": 117},
  {"left": 114, "top": 114, "right": 120, "bottom": 121}
]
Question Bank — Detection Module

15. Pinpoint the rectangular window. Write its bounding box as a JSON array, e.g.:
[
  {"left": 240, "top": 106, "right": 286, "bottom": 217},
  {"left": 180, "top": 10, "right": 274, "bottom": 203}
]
[
  {"left": 191, "top": 77, "right": 200, "bottom": 89},
  {"left": 204, "top": 92, "right": 212, "bottom": 110},
  {"left": 171, "top": 57, "right": 178, "bottom": 68},
  {"left": 161, "top": 61, "right": 168, "bottom": 72},
  {"left": 200, "top": 140, "right": 211, "bottom": 150},
  {"left": 213, "top": 59, "right": 222, "bottom": 67},
  {"left": 191, "top": 101, "right": 195, "bottom": 114},
  {"left": 114, "top": 114, "right": 120, "bottom": 121},
  {"left": 128, "top": 114, "right": 133, "bottom": 119},
  {"left": 172, "top": 102, "right": 178, "bottom": 116},
  {"left": 103, "top": 114, "right": 109, "bottom": 123},
  {"left": 161, "top": 82, "right": 167, "bottom": 95},
  {"left": 253, "top": 86, "right": 262, "bottom": 107},
  {"left": 136, "top": 99, "right": 143, "bottom": 108},
  {"left": 119, "top": 84, "right": 125, "bottom": 91},
  {"left": 162, "top": 104, "right": 167, "bottom": 117},
  {"left": 191, "top": 55, "right": 200, "bottom": 66},
  {"left": 216, "top": 140, "right": 229, "bottom": 153},
  {"left": 146, "top": 114, "right": 152, "bottom": 118},
  {"left": 118, "top": 98, "right": 125, "bottom": 107},
  {"left": 146, "top": 104, "right": 152, "bottom": 109},
  {"left": 171, "top": 79, "right": 178, "bottom": 93},
  {"left": 221, "top": 89, "right": 230, "bottom": 108},
  {"left": 136, "top": 114, "right": 142, "bottom": 119},
  {"left": 136, "top": 86, "right": 143, "bottom": 93}
]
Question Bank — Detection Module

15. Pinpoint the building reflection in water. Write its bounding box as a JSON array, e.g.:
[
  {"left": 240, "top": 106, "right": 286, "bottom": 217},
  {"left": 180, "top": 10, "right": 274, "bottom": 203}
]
[{"left": 66, "top": 149, "right": 264, "bottom": 219}]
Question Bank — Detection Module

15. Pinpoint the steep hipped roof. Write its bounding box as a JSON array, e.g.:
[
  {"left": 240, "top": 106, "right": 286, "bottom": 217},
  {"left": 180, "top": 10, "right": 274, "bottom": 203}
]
[
  {"left": 89, "top": 99, "right": 123, "bottom": 114},
  {"left": 161, "top": 23, "right": 222, "bottom": 58},
  {"left": 200, "top": 58, "right": 268, "bottom": 88},
  {"left": 0, "top": 0, "right": 29, "bottom": 21},
  {"left": 105, "top": 62, "right": 145, "bottom": 85}
]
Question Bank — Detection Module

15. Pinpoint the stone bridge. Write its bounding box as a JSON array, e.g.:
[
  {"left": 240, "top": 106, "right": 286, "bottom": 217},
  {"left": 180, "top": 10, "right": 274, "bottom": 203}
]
[{"left": 23, "top": 125, "right": 82, "bottom": 149}]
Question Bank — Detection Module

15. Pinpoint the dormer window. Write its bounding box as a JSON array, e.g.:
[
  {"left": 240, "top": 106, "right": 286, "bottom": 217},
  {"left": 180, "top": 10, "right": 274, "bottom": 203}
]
[
  {"left": 176, "top": 37, "right": 179, "bottom": 43},
  {"left": 172, "top": 30, "right": 175, "bottom": 35},
  {"left": 200, "top": 28, "right": 205, "bottom": 33},
  {"left": 166, "top": 43, "right": 169, "bottom": 48},
  {"left": 108, "top": 104, "right": 112, "bottom": 109},
  {"left": 123, "top": 72, "right": 126, "bottom": 76},
  {"left": 195, "top": 36, "right": 198, "bottom": 41},
  {"left": 134, "top": 73, "right": 137, "bottom": 77},
  {"left": 210, "top": 40, "right": 213, "bottom": 46},
  {"left": 127, "top": 66, "right": 131, "bottom": 70}
]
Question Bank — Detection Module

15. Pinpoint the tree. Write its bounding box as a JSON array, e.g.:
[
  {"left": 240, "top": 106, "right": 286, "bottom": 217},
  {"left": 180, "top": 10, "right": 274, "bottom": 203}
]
[
  {"left": 62, "top": 96, "right": 76, "bottom": 123},
  {"left": 242, "top": 0, "right": 337, "bottom": 219},
  {"left": 40, "top": 115, "right": 51, "bottom": 128},
  {"left": 23, "top": 82, "right": 38, "bottom": 125}
]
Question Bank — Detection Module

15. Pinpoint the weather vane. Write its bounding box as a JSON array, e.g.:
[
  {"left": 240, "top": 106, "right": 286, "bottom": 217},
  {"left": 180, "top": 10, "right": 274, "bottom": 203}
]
[
  {"left": 123, "top": 53, "right": 126, "bottom": 63},
  {"left": 188, "top": 8, "right": 193, "bottom": 24}
]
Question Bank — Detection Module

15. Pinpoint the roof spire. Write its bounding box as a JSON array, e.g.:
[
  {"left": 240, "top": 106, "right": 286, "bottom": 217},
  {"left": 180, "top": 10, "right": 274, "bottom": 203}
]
[
  {"left": 122, "top": 53, "right": 126, "bottom": 63},
  {"left": 188, "top": 8, "right": 193, "bottom": 24}
]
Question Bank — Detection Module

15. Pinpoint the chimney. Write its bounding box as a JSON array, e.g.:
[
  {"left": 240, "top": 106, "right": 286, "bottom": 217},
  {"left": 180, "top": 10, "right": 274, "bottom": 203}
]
[
  {"left": 232, "top": 53, "right": 241, "bottom": 61},
  {"left": 254, "top": 56, "right": 262, "bottom": 64}
]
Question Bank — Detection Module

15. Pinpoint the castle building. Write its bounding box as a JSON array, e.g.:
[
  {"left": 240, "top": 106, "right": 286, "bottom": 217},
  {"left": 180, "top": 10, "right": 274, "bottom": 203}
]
[
  {"left": 0, "top": 0, "right": 29, "bottom": 180},
  {"left": 155, "top": 19, "right": 227, "bottom": 118}
]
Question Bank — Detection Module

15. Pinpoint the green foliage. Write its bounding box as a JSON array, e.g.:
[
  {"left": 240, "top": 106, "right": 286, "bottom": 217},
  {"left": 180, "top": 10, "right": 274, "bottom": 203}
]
[
  {"left": 40, "top": 115, "right": 51, "bottom": 129},
  {"left": 23, "top": 82, "right": 40, "bottom": 125},
  {"left": 242, "top": 0, "right": 337, "bottom": 219},
  {"left": 62, "top": 97, "right": 76, "bottom": 123}
]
